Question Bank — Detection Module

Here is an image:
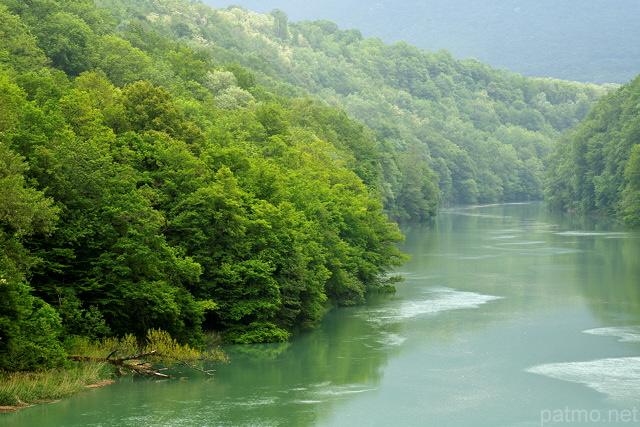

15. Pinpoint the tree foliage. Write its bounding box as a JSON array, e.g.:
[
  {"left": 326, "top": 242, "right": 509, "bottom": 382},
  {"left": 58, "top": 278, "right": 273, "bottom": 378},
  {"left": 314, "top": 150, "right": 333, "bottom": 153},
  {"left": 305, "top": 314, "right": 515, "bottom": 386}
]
[
  {"left": 0, "top": 136, "right": 63, "bottom": 371},
  {"left": 104, "top": 0, "right": 609, "bottom": 208},
  {"left": 546, "top": 75, "right": 640, "bottom": 226},
  {"left": 0, "top": 0, "right": 623, "bottom": 373},
  {"left": 0, "top": 0, "right": 418, "bottom": 370}
]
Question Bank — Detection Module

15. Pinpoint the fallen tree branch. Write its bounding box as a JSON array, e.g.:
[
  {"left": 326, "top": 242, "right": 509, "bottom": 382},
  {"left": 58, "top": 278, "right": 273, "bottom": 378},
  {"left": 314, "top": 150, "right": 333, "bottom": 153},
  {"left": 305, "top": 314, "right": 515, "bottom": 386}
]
[
  {"left": 68, "top": 351, "right": 215, "bottom": 380},
  {"left": 68, "top": 329, "right": 228, "bottom": 379}
]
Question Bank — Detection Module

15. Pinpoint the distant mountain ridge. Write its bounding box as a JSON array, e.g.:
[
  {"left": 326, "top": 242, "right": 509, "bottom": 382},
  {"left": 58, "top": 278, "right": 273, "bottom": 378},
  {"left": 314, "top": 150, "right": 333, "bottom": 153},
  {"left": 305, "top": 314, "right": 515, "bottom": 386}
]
[{"left": 204, "top": 0, "right": 640, "bottom": 84}]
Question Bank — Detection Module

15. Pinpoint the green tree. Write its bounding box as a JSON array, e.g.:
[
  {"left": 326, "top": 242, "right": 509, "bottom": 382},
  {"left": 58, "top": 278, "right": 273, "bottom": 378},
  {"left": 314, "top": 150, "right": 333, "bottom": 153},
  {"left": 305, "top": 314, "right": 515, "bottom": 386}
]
[
  {"left": 122, "top": 80, "right": 204, "bottom": 145},
  {"left": 622, "top": 144, "right": 640, "bottom": 227},
  {"left": 73, "top": 70, "right": 129, "bottom": 133},
  {"left": 270, "top": 9, "right": 289, "bottom": 40},
  {"left": 0, "top": 142, "right": 64, "bottom": 371},
  {"left": 546, "top": 75, "right": 640, "bottom": 221},
  {"left": 0, "top": 4, "right": 49, "bottom": 74},
  {"left": 166, "top": 45, "right": 210, "bottom": 84},
  {"left": 166, "top": 167, "right": 288, "bottom": 342},
  {"left": 395, "top": 143, "right": 439, "bottom": 221},
  {"left": 31, "top": 11, "right": 95, "bottom": 76},
  {"left": 91, "top": 34, "right": 153, "bottom": 87}
]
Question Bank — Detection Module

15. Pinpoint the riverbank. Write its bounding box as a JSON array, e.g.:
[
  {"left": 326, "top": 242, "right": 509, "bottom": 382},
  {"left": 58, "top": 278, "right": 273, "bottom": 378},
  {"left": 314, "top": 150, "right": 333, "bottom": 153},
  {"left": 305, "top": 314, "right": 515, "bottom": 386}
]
[{"left": 0, "top": 362, "right": 114, "bottom": 413}]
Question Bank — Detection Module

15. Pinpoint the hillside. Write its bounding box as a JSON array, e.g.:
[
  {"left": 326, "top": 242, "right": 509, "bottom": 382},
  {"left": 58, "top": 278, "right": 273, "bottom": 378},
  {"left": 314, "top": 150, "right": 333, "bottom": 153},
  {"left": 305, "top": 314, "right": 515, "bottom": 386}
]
[
  {"left": 204, "top": 0, "right": 640, "bottom": 85},
  {"left": 96, "top": 1, "right": 611, "bottom": 208},
  {"left": 546, "top": 75, "right": 640, "bottom": 227}
]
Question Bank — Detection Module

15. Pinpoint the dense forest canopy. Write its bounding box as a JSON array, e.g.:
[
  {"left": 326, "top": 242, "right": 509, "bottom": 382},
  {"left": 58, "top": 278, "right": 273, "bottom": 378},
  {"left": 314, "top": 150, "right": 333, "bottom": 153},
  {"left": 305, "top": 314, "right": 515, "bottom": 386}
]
[
  {"left": 546, "top": 75, "right": 640, "bottom": 227},
  {"left": 0, "top": 0, "right": 409, "bottom": 371},
  {"left": 204, "top": 0, "right": 640, "bottom": 85},
  {"left": 152, "top": 2, "right": 610, "bottom": 208},
  {"left": 0, "top": 0, "right": 633, "bottom": 374}
]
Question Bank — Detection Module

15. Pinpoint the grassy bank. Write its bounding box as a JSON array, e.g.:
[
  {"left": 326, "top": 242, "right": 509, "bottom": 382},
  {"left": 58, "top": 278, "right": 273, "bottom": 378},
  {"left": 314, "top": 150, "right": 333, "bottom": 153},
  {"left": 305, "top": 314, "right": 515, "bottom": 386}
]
[
  {"left": 0, "top": 362, "right": 114, "bottom": 412},
  {"left": 0, "top": 331, "right": 228, "bottom": 413}
]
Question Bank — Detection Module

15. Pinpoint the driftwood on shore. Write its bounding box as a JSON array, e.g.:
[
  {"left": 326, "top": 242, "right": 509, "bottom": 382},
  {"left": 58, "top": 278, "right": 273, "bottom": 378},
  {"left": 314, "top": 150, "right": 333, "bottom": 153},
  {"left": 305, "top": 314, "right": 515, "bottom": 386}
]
[
  {"left": 0, "top": 405, "right": 32, "bottom": 413},
  {"left": 68, "top": 350, "right": 216, "bottom": 379}
]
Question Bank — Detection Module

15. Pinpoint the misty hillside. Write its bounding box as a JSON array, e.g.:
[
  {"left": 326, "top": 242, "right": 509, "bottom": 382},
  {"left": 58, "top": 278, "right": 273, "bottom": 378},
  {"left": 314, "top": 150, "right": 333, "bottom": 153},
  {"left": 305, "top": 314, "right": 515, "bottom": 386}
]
[
  {"left": 204, "top": 0, "right": 640, "bottom": 85},
  {"left": 110, "top": 1, "right": 611, "bottom": 208}
]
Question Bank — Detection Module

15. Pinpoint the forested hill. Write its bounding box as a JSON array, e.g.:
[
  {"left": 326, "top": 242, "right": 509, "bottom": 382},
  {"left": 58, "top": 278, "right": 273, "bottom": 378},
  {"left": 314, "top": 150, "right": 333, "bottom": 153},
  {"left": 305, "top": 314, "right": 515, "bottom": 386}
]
[
  {"left": 0, "top": 0, "right": 410, "bottom": 370},
  {"left": 546, "top": 75, "right": 640, "bottom": 227},
  {"left": 0, "top": 0, "right": 621, "bottom": 372},
  {"left": 98, "top": 1, "right": 612, "bottom": 210},
  {"left": 205, "top": 0, "right": 640, "bottom": 85}
]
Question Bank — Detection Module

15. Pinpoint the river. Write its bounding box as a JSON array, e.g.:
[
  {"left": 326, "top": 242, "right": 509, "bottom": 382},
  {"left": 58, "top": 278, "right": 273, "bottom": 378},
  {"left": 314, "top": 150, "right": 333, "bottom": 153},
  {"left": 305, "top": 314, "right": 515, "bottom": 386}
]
[{"left": 4, "top": 202, "right": 640, "bottom": 426}]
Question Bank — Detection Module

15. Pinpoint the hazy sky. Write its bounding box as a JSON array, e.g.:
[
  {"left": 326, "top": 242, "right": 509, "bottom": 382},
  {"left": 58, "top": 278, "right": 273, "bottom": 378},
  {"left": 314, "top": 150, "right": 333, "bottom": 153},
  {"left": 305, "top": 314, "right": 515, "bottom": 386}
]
[{"left": 202, "top": 0, "right": 640, "bottom": 84}]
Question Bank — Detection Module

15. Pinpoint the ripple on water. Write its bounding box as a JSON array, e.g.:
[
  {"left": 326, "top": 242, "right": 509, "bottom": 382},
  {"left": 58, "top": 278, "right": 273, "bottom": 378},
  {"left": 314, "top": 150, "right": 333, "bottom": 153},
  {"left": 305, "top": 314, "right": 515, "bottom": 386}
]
[
  {"left": 362, "top": 287, "right": 503, "bottom": 325},
  {"left": 233, "top": 397, "right": 278, "bottom": 406},
  {"left": 283, "top": 381, "right": 377, "bottom": 404},
  {"left": 459, "top": 254, "right": 497, "bottom": 260},
  {"left": 488, "top": 234, "right": 519, "bottom": 240},
  {"left": 375, "top": 331, "right": 407, "bottom": 347},
  {"left": 583, "top": 326, "right": 640, "bottom": 342},
  {"left": 555, "top": 231, "right": 631, "bottom": 238},
  {"left": 527, "top": 357, "right": 640, "bottom": 403},
  {"left": 453, "top": 212, "right": 511, "bottom": 219},
  {"left": 483, "top": 245, "right": 581, "bottom": 256},
  {"left": 313, "top": 384, "right": 377, "bottom": 397},
  {"left": 495, "top": 241, "right": 546, "bottom": 246}
]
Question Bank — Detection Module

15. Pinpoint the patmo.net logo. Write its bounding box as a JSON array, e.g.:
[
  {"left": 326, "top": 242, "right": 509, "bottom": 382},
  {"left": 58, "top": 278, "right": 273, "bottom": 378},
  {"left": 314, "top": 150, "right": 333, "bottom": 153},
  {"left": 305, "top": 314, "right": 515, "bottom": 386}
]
[{"left": 540, "top": 407, "right": 639, "bottom": 425}]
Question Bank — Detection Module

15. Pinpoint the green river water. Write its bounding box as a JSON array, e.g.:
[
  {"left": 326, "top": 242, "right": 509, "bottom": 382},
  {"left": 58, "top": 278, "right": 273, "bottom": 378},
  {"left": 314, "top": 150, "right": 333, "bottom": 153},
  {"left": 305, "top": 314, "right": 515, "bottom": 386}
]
[{"left": 4, "top": 202, "right": 640, "bottom": 426}]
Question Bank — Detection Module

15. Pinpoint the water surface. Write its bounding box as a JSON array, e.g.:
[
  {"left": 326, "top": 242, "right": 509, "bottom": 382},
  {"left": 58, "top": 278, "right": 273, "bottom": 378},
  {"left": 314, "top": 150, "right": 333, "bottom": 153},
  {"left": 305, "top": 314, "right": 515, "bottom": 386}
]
[{"left": 4, "top": 203, "right": 640, "bottom": 426}]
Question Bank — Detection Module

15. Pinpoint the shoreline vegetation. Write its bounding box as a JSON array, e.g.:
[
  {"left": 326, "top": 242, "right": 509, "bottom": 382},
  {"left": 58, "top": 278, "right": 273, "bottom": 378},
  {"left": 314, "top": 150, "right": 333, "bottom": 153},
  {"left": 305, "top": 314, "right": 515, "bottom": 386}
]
[
  {"left": 0, "top": 362, "right": 115, "bottom": 413},
  {"left": 0, "top": 329, "right": 229, "bottom": 413}
]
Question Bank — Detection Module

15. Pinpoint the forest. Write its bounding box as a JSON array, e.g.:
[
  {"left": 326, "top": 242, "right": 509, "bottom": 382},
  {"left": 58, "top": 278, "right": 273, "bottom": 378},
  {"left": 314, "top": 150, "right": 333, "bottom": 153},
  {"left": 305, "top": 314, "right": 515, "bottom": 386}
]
[
  {"left": 546, "top": 75, "right": 640, "bottom": 227},
  {"left": 182, "top": 5, "right": 611, "bottom": 209},
  {"left": 0, "top": 0, "right": 637, "bottom": 377},
  {"left": 204, "top": 0, "right": 640, "bottom": 85}
]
